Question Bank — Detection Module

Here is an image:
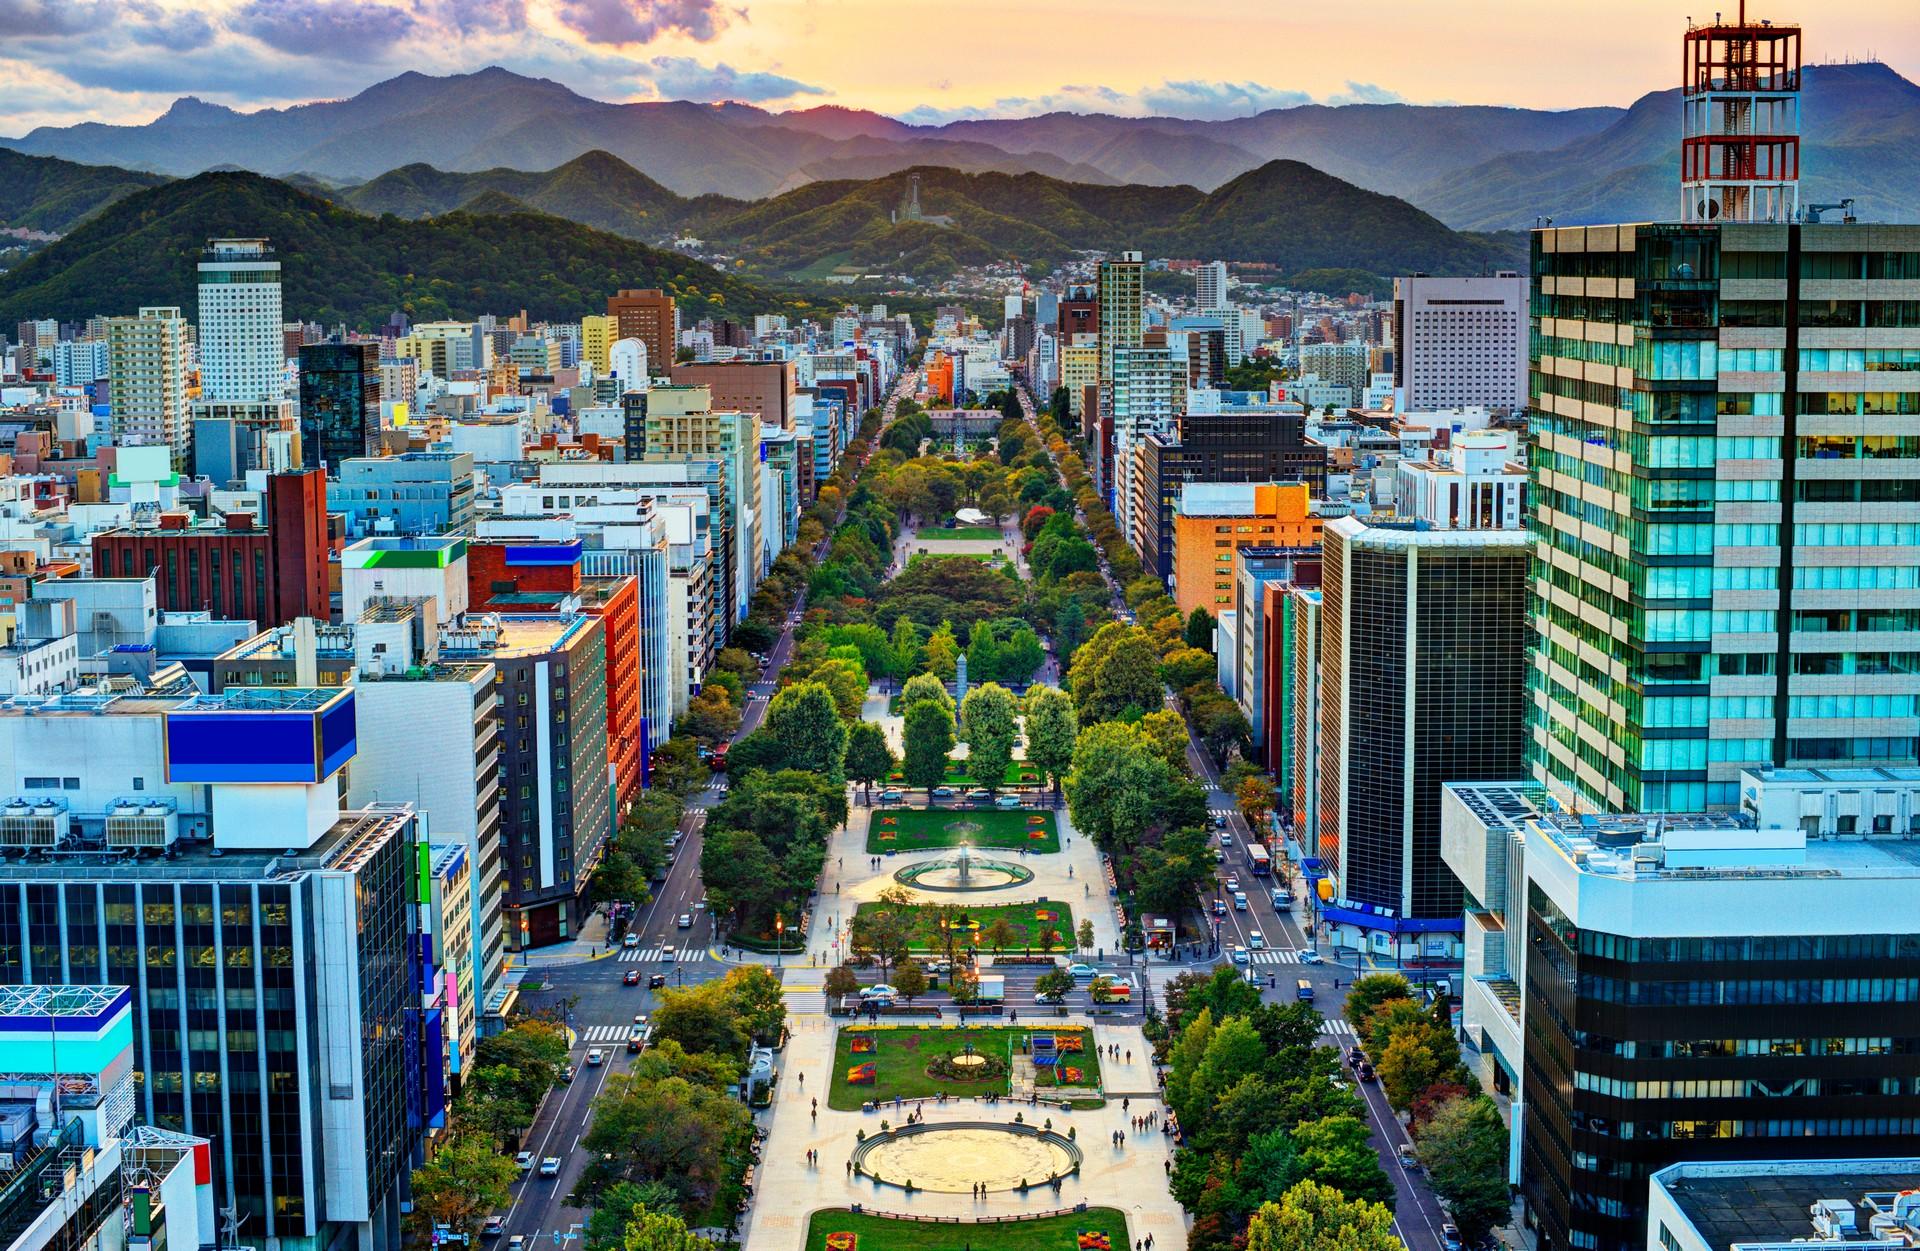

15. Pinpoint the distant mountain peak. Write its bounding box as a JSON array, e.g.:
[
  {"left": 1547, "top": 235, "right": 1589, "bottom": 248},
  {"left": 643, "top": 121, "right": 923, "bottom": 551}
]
[{"left": 155, "top": 96, "right": 239, "bottom": 126}]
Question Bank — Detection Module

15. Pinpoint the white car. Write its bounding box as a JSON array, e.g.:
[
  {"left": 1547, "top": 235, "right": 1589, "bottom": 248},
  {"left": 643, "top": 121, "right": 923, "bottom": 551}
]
[
  {"left": 1067, "top": 963, "right": 1097, "bottom": 979},
  {"left": 538, "top": 1156, "right": 561, "bottom": 1177},
  {"left": 1231, "top": 945, "right": 1249, "bottom": 965},
  {"left": 1225, "top": 873, "right": 1241, "bottom": 891},
  {"left": 1248, "top": 930, "right": 1265, "bottom": 949},
  {"left": 585, "top": 1048, "right": 605, "bottom": 1066},
  {"left": 1219, "top": 833, "right": 1234, "bottom": 847},
  {"left": 515, "top": 1151, "right": 534, "bottom": 1171},
  {"left": 1299, "top": 949, "right": 1325, "bottom": 965},
  {"left": 859, "top": 984, "right": 897, "bottom": 1003}
]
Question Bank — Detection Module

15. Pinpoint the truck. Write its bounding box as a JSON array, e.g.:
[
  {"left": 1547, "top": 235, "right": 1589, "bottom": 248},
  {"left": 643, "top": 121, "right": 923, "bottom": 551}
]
[{"left": 973, "top": 974, "right": 1005, "bottom": 1005}]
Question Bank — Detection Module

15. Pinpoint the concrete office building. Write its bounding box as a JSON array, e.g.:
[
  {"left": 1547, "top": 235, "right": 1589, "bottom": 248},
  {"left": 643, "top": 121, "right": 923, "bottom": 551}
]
[
  {"left": 607, "top": 290, "right": 676, "bottom": 385},
  {"left": 1226, "top": 546, "right": 1321, "bottom": 775},
  {"left": 1528, "top": 222, "right": 1920, "bottom": 815},
  {"left": 1315, "top": 514, "right": 1531, "bottom": 957},
  {"left": 328, "top": 451, "right": 477, "bottom": 537},
  {"left": 1169, "top": 482, "right": 1322, "bottom": 617},
  {"left": 1139, "top": 402, "right": 1328, "bottom": 581},
  {"left": 106, "top": 308, "right": 191, "bottom": 459},
  {"left": 1107, "top": 345, "right": 1174, "bottom": 546},
  {"left": 440, "top": 612, "right": 609, "bottom": 949},
  {"left": 0, "top": 682, "right": 421, "bottom": 1251},
  {"left": 670, "top": 360, "right": 796, "bottom": 429},
  {"left": 197, "top": 239, "right": 283, "bottom": 405},
  {"left": 1394, "top": 429, "right": 1527, "bottom": 530},
  {"left": 1648, "top": 1159, "right": 1920, "bottom": 1251},
  {"left": 1392, "top": 273, "right": 1527, "bottom": 412},
  {"left": 1440, "top": 773, "right": 1920, "bottom": 1251}
]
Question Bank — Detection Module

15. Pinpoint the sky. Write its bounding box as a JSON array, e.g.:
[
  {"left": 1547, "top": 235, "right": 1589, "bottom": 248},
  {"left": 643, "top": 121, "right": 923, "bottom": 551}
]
[{"left": 1, "top": 0, "right": 1915, "bottom": 133}]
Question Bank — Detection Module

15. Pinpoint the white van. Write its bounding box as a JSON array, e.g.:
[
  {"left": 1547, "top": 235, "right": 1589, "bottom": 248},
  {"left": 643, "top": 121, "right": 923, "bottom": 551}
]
[{"left": 1233, "top": 891, "right": 1248, "bottom": 911}]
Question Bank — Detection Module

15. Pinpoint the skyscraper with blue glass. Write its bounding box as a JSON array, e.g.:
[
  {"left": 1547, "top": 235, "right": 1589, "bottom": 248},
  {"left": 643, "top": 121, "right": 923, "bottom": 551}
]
[{"left": 1527, "top": 222, "right": 1920, "bottom": 813}]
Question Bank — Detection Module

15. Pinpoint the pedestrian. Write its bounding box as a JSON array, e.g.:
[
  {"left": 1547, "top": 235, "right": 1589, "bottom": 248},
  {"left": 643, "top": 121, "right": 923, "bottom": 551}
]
[
  {"left": 846, "top": 1160, "right": 852, "bottom": 1176},
  {"left": 1164, "top": 1159, "right": 1171, "bottom": 1176},
  {"left": 1126, "top": 1049, "right": 1132, "bottom": 1064},
  {"left": 799, "top": 1072, "right": 805, "bottom": 1087},
  {"left": 1147, "top": 1235, "right": 1155, "bottom": 1249}
]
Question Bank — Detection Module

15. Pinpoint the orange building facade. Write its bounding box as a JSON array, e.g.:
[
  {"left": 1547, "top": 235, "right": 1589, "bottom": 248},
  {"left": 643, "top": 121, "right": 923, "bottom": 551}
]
[{"left": 1171, "top": 482, "right": 1321, "bottom": 616}]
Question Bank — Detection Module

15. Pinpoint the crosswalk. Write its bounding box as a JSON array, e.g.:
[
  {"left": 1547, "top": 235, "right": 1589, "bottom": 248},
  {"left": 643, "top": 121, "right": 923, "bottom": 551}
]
[
  {"left": 578, "top": 1024, "right": 636, "bottom": 1044},
  {"left": 782, "top": 970, "right": 827, "bottom": 1015},
  {"left": 1247, "top": 949, "right": 1310, "bottom": 965},
  {"left": 1209, "top": 808, "right": 1237, "bottom": 820},
  {"left": 1320, "top": 1018, "right": 1355, "bottom": 1038},
  {"left": 614, "top": 945, "right": 702, "bottom": 962}
]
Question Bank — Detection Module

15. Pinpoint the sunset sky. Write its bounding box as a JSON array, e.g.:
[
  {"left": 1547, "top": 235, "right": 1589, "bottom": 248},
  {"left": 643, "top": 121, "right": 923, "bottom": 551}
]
[{"left": 1, "top": 0, "right": 1914, "bottom": 133}]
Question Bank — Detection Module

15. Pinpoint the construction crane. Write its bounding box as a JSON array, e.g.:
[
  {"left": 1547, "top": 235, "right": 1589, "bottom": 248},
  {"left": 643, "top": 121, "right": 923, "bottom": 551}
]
[{"left": 1800, "top": 198, "right": 1856, "bottom": 224}]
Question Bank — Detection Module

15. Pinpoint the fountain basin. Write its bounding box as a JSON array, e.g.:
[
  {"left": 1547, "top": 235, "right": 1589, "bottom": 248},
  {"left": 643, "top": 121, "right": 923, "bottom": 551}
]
[{"left": 851, "top": 1121, "right": 1081, "bottom": 1193}]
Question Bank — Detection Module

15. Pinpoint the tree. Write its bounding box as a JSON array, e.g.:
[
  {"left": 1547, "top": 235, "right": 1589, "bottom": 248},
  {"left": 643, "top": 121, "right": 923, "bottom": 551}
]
[
  {"left": 1291, "top": 1116, "right": 1395, "bottom": 1207},
  {"left": 966, "top": 620, "right": 1001, "bottom": 683},
  {"left": 1376, "top": 1029, "right": 1446, "bottom": 1111},
  {"left": 809, "top": 658, "right": 868, "bottom": 723},
  {"left": 681, "top": 686, "right": 740, "bottom": 742},
  {"left": 1035, "top": 925, "right": 1063, "bottom": 954},
  {"left": 844, "top": 720, "right": 897, "bottom": 802},
  {"left": 650, "top": 979, "right": 751, "bottom": 1060},
  {"left": 924, "top": 621, "right": 960, "bottom": 680},
  {"left": 1057, "top": 597, "right": 1087, "bottom": 657},
  {"left": 584, "top": 1182, "right": 682, "bottom": 1251},
  {"left": 583, "top": 1072, "right": 750, "bottom": 1213},
  {"left": 1418, "top": 1095, "right": 1511, "bottom": 1244},
  {"left": 981, "top": 917, "right": 1017, "bottom": 956},
  {"left": 409, "top": 1132, "right": 518, "bottom": 1237},
  {"left": 1244, "top": 1181, "right": 1404, "bottom": 1251},
  {"left": 1076, "top": 918, "right": 1096, "bottom": 953},
  {"left": 699, "top": 827, "right": 783, "bottom": 929},
  {"left": 899, "top": 670, "right": 951, "bottom": 713},
  {"left": 1237, "top": 774, "right": 1279, "bottom": 831},
  {"left": 958, "top": 683, "right": 1018, "bottom": 794},
  {"left": 1064, "top": 720, "right": 1174, "bottom": 858},
  {"left": 892, "top": 962, "right": 930, "bottom": 1006},
  {"left": 762, "top": 681, "right": 848, "bottom": 777},
  {"left": 1186, "top": 606, "right": 1216, "bottom": 651},
  {"left": 1343, "top": 974, "right": 1414, "bottom": 1033},
  {"left": 902, "top": 699, "right": 955, "bottom": 803},
  {"left": 1160, "top": 647, "right": 1216, "bottom": 695},
  {"left": 824, "top": 964, "right": 860, "bottom": 1002},
  {"left": 1001, "top": 626, "right": 1045, "bottom": 685},
  {"left": 1139, "top": 708, "right": 1193, "bottom": 776},
  {"left": 1022, "top": 685, "right": 1079, "bottom": 793},
  {"left": 1067, "top": 622, "right": 1164, "bottom": 724},
  {"left": 890, "top": 615, "right": 922, "bottom": 677},
  {"left": 1034, "top": 968, "right": 1074, "bottom": 1001},
  {"left": 721, "top": 965, "right": 787, "bottom": 1048},
  {"left": 620, "top": 1205, "right": 717, "bottom": 1251}
]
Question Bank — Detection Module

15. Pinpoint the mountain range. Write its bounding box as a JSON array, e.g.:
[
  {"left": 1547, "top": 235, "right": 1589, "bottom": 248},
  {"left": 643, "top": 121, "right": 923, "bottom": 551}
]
[
  {"left": 0, "top": 146, "right": 1525, "bottom": 289},
  {"left": 5, "top": 63, "right": 1917, "bottom": 226}
]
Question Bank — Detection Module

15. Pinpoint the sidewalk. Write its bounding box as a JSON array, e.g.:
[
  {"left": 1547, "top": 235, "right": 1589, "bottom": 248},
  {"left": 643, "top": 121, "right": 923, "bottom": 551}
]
[{"left": 503, "top": 909, "right": 617, "bottom": 971}]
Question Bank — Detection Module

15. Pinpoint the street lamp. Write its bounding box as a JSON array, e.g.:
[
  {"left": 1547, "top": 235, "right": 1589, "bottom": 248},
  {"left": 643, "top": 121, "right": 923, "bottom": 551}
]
[{"left": 775, "top": 915, "right": 784, "bottom": 968}]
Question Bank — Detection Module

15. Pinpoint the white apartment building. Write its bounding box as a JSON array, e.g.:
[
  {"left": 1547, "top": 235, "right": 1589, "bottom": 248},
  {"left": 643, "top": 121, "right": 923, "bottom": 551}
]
[
  {"left": 1391, "top": 273, "right": 1526, "bottom": 412},
  {"left": 1194, "top": 261, "right": 1228, "bottom": 309},
  {"left": 1393, "top": 428, "right": 1527, "bottom": 529}
]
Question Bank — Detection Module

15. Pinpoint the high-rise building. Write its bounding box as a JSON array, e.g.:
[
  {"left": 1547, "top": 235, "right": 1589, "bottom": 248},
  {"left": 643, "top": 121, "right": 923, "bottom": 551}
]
[
  {"left": 1139, "top": 403, "right": 1328, "bottom": 580},
  {"left": 106, "top": 307, "right": 191, "bottom": 457},
  {"left": 0, "top": 682, "right": 422, "bottom": 1250},
  {"left": 1058, "top": 282, "right": 1098, "bottom": 342},
  {"left": 196, "top": 238, "right": 283, "bottom": 404},
  {"left": 1194, "top": 260, "right": 1228, "bottom": 309},
  {"left": 580, "top": 313, "right": 616, "bottom": 376},
  {"left": 607, "top": 289, "right": 676, "bottom": 382},
  {"left": 298, "top": 342, "right": 380, "bottom": 472},
  {"left": 1169, "top": 483, "right": 1322, "bottom": 617},
  {"left": 1097, "top": 251, "right": 1144, "bottom": 386},
  {"left": 1527, "top": 222, "right": 1920, "bottom": 814},
  {"left": 670, "top": 360, "right": 796, "bottom": 429},
  {"left": 1391, "top": 274, "right": 1528, "bottom": 412},
  {"left": 1107, "top": 343, "right": 1173, "bottom": 544},
  {"left": 328, "top": 450, "right": 477, "bottom": 537},
  {"left": 1441, "top": 773, "right": 1920, "bottom": 1251},
  {"left": 1315, "top": 514, "right": 1531, "bottom": 953}
]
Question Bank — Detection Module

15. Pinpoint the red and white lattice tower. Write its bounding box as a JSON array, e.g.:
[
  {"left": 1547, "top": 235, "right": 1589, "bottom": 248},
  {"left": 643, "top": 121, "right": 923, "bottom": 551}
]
[{"left": 1681, "top": 2, "right": 1802, "bottom": 223}]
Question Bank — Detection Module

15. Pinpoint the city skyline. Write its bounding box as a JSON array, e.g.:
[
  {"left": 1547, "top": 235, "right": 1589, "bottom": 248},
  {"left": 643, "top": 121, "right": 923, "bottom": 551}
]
[{"left": 2, "top": 0, "right": 1916, "bottom": 133}]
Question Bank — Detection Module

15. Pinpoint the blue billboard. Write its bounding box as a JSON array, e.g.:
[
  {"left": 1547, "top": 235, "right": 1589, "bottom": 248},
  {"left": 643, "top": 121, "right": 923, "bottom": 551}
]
[{"left": 165, "top": 690, "right": 357, "bottom": 784}]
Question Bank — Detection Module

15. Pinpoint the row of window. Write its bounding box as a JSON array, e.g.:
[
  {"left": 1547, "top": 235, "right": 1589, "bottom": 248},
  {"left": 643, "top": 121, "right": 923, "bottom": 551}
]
[
  {"left": 1800, "top": 348, "right": 1920, "bottom": 371},
  {"left": 1574, "top": 931, "right": 1920, "bottom": 963},
  {"left": 1575, "top": 975, "right": 1920, "bottom": 1005},
  {"left": 1586, "top": 1035, "right": 1920, "bottom": 1059},
  {"left": 1574, "top": 1073, "right": 1914, "bottom": 1099}
]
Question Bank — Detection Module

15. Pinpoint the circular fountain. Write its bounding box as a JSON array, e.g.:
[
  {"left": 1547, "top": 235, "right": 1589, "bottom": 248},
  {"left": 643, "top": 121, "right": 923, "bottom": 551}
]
[
  {"left": 892, "top": 840, "right": 1034, "bottom": 892},
  {"left": 851, "top": 1122, "right": 1081, "bottom": 1193}
]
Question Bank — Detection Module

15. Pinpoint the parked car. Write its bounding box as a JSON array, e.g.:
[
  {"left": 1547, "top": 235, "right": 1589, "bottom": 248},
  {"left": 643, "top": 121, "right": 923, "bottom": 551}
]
[
  {"left": 995, "top": 794, "right": 1022, "bottom": 809},
  {"left": 932, "top": 786, "right": 956, "bottom": 799},
  {"left": 559, "top": 1063, "right": 575, "bottom": 1083},
  {"left": 539, "top": 1157, "right": 561, "bottom": 1178},
  {"left": 482, "top": 1218, "right": 505, "bottom": 1238},
  {"left": 879, "top": 790, "right": 903, "bottom": 804},
  {"left": 623, "top": 969, "right": 641, "bottom": 986}
]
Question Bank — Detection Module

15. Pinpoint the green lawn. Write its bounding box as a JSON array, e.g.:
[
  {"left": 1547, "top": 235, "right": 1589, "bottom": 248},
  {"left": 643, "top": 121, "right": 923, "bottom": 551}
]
[
  {"left": 908, "top": 551, "right": 1008, "bottom": 569},
  {"left": 827, "top": 1025, "right": 1101, "bottom": 1111},
  {"left": 881, "top": 758, "right": 1045, "bottom": 790},
  {"left": 868, "top": 807, "right": 1058, "bottom": 853},
  {"left": 852, "top": 899, "right": 1077, "bottom": 953},
  {"left": 806, "top": 1206, "right": 1128, "bottom": 1251},
  {"left": 917, "top": 526, "right": 1005, "bottom": 541}
]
